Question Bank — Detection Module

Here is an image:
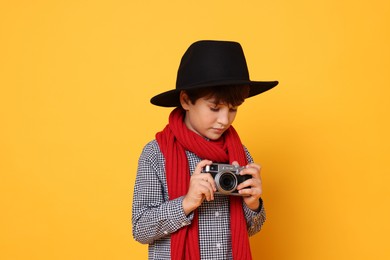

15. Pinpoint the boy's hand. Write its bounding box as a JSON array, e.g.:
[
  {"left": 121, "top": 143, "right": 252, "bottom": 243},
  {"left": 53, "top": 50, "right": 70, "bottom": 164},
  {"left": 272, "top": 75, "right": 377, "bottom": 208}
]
[
  {"left": 182, "top": 160, "right": 216, "bottom": 216},
  {"left": 233, "top": 161, "right": 263, "bottom": 211}
]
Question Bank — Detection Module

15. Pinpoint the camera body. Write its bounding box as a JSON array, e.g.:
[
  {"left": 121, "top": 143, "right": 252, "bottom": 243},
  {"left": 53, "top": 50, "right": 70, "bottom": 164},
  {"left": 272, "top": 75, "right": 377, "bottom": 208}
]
[{"left": 202, "top": 163, "right": 251, "bottom": 196}]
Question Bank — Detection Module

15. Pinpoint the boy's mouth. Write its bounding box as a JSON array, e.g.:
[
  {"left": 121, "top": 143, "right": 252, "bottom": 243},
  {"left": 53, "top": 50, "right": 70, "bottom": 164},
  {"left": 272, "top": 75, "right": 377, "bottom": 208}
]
[{"left": 211, "top": 128, "right": 225, "bottom": 134}]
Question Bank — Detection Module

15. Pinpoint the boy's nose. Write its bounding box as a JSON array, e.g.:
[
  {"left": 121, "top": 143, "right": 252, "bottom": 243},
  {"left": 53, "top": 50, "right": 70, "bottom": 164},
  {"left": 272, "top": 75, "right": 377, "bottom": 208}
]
[{"left": 217, "top": 110, "right": 229, "bottom": 126}]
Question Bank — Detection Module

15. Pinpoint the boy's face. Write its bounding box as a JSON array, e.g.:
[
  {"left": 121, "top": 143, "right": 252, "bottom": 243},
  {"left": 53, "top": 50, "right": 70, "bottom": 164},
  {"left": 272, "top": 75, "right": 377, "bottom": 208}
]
[{"left": 180, "top": 92, "right": 238, "bottom": 140}]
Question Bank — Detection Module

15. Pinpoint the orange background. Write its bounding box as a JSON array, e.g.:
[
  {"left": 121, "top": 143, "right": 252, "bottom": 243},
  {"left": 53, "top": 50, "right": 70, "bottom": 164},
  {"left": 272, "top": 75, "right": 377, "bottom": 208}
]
[{"left": 1, "top": 1, "right": 389, "bottom": 259}]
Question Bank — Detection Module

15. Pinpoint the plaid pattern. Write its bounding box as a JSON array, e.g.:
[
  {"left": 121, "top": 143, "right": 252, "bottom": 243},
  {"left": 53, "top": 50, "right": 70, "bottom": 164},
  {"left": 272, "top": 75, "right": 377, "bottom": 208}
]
[{"left": 132, "top": 140, "right": 266, "bottom": 260}]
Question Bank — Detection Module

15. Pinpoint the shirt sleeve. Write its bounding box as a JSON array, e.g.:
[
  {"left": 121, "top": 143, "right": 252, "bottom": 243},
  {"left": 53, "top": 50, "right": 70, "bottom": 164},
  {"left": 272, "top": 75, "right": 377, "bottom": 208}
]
[
  {"left": 242, "top": 145, "right": 267, "bottom": 236},
  {"left": 132, "top": 141, "right": 194, "bottom": 244},
  {"left": 243, "top": 198, "right": 266, "bottom": 236}
]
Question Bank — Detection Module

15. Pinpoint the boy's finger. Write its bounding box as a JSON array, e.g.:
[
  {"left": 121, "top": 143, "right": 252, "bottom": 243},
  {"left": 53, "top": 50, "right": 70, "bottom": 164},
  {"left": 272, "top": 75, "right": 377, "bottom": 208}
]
[
  {"left": 204, "top": 182, "right": 216, "bottom": 201},
  {"left": 247, "top": 163, "right": 261, "bottom": 172},
  {"left": 194, "top": 160, "right": 212, "bottom": 175},
  {"left": 231, "top": 161, "right": 239, "bottom": 166}
]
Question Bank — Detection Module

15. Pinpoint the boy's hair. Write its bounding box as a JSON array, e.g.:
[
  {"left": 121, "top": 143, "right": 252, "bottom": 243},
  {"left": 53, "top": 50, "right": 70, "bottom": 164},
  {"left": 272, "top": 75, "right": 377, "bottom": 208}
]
[{"left": 184, "top": 85, "right": 250, "bottom": 107}]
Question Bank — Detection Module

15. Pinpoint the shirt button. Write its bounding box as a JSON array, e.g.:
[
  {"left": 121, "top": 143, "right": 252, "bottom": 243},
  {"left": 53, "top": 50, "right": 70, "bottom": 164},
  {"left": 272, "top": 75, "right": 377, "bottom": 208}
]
[
  {"left": 216, "top": 243, "right": 221, "bottom": 249},
  {"left": 181, "top": 222, "right": 187, "bottom": 226},
  {"left": 215, "top": 211, "right": 220, "bottom": 217},
  {"left": 163, "top": 231, "right": 168, "bottom": 235}
]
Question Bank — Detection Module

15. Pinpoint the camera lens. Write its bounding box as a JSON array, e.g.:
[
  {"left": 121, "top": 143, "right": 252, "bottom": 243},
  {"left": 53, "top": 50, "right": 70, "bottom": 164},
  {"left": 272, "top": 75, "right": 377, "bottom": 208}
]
[{"left": 215, "top": 172, "right": 237, "bottom": 194}]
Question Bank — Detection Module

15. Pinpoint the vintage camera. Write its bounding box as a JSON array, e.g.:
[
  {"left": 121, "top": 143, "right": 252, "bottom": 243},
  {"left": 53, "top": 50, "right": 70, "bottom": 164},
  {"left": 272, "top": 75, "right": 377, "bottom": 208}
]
[{"left": 202, "top": 163, "right": 251, "bottom": 196}]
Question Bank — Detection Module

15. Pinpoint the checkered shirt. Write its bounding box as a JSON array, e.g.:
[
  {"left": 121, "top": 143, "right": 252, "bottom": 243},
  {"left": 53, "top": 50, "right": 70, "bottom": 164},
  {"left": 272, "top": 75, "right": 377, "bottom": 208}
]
[{"left": 132, "top": 140, "right": 266, "bottom": 260}]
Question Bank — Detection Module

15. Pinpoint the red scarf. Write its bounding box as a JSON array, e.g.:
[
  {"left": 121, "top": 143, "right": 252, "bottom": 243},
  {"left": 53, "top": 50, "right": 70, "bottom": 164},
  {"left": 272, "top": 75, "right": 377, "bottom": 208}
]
[{"left": 156, "top": 107, "right": 252, "bottom": 260}]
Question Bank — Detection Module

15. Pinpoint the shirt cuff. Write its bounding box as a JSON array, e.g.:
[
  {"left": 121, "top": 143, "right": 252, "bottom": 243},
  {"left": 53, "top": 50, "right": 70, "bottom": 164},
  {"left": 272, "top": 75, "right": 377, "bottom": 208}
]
[
  {"left": 168, "top": 196, "right": 194, "bottom": 229},
  {"left": 243, "top": 197, "right": 264, "bottom": 218}
]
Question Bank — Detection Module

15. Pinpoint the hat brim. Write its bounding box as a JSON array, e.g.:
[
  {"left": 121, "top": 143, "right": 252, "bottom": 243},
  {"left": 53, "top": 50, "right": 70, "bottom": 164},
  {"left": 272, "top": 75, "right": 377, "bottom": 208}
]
[{"left": 150, "top": 80, "right": 279, "bottom": 107}]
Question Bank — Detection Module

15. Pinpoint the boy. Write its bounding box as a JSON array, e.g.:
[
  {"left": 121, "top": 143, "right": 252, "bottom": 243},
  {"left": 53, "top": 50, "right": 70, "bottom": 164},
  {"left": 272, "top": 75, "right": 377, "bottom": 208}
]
[{"left": 132, "top": 40, "right": 278, "bottom": 260}]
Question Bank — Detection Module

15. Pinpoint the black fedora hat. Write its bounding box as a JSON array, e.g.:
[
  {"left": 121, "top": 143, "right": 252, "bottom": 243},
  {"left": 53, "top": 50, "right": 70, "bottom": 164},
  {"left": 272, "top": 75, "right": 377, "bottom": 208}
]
[{"left": 150, "top": 40, "right": 278, "bottom": 107}]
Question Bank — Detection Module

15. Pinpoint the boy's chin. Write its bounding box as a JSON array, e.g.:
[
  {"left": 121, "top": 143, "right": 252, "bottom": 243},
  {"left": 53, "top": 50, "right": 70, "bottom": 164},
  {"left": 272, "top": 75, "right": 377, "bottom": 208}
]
[
  {"left": 191, "top": 129, "right": 224, "bottom": 141},
  {"left": 204, "top": 133, "right": 224, "bottom": 141}
]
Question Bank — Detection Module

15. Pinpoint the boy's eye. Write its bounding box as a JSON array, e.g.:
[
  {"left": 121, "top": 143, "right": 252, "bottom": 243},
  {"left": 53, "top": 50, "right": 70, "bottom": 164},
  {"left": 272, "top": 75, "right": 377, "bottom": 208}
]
[{"left": 210, "top": 106, "right": 238, "bottom": 112}]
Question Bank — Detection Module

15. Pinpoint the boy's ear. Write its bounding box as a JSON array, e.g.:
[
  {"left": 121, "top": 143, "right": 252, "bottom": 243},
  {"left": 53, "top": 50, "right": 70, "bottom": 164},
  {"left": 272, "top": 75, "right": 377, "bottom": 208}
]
[{"left": 180, "top": 91, "right": 190, "bottom": 110}]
